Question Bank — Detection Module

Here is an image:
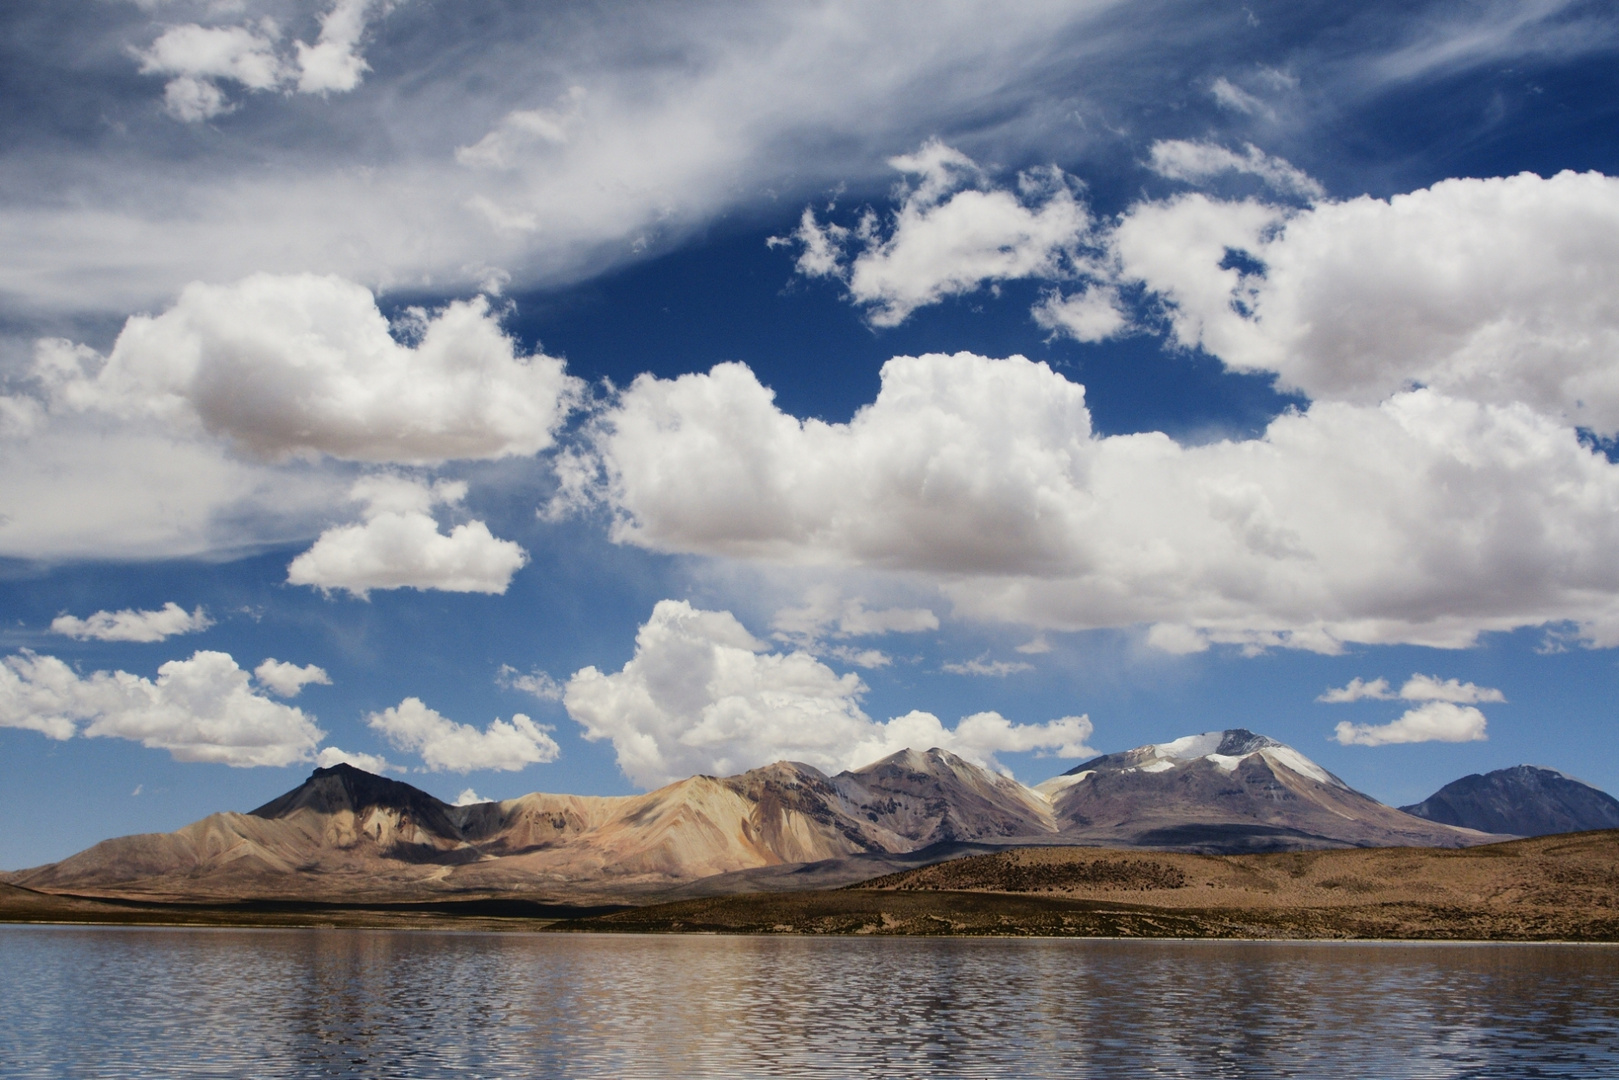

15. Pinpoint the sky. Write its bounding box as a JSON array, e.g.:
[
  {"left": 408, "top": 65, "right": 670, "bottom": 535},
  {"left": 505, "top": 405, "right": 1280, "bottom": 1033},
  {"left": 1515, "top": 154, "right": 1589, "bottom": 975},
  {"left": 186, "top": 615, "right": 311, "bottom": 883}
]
[{"left": 4, "top": 0, "right": 1619, "bottom": 870}]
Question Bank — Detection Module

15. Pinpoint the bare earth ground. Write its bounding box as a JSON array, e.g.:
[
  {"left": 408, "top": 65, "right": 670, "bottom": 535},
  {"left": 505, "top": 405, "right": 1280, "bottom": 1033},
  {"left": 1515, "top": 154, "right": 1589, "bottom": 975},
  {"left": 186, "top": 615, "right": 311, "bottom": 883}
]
[{"left": 5, "top": 831, "right": 1616, "bottom": 940}]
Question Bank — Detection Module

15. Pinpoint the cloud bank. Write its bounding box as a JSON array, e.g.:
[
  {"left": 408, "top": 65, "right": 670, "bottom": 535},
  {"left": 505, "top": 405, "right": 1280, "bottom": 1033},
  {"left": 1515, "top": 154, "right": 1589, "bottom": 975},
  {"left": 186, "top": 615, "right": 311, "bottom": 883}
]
[
  {"left": 1, "top": 3, "right": 1157, "bottom": 320},
  {"left": 576, "top": 350, "right": 1619, "bottom": 652},
  {"left": 1115, "top": 169, "right": 1619, "bottom": 436},
  {"left": 562, "top": 599, "right": 1095, "bottom": 788},
  {"left": 0, "top": 650, "right": 324, "bottom": 766}
]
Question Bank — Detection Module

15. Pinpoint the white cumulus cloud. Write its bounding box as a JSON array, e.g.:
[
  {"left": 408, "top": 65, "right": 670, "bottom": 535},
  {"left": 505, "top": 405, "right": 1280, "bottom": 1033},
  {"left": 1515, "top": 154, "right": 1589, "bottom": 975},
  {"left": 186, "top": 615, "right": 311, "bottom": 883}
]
[
  {"left": 51, "top": 274, "right": 581, "bottom": 464},
  {"left": 51, "top": 602, "right": 213, "bottom": 643},
  {"left": 577, "top": 351, "right": 1619, "bottom": 651},
  {"left": 295, "top": 0, "right": 381, "bottom": 94},
  {"left": 287, "top": 474, "right": 528, "bottom": 598},
  {"left": 1397, "top": 674, "right": 1507, "bottom": 704},
  {"left": 826, "top": 645, "right": 893, "bottom": 669},
  {"left": 781, "top": 142, "right": 1096, "bottom": 327},
  {"left": 136, "top": 1, "right": 393, "bottom": 121},
  {"left": 367, "top": 697, "right": 560, "bottom": 773},
  {"left": 0, "top": 650, "right": 324, "bottom": 766},
  {"left": 137, "top": 22, "right": 287, "bottom": 121},
  {"left": 1321, "top": 673, "right": 1505, "bottom": 705},
  {"left": 254, "top": 659, "right": 333, "bottom": 697},
  {"left": 1031, "top": 285, "right": 1129, "bottom": 343},
  {"left": 1332, "top": 701, "right": 1489, "bottom": 747},
  {"left": 314, "top": 745, "right": 395, "bottom": 774},
  {"left": 562, "top": 599, "right": 1095, "bottom": 788},
  {"left": 1114, "top": 170, "right": 1619, "bottom": 436}
]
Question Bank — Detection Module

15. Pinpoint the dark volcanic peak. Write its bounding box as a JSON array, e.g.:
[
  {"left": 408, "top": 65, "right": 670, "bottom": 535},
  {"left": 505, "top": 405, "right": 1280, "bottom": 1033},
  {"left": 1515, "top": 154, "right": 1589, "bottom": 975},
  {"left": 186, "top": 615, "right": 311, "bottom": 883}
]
[
  {"left": 1400, "top": 765, "right": 1619, "bottom": 838},
  {"left": 250, "top": 763, "right": 464, "bottom": 842}
]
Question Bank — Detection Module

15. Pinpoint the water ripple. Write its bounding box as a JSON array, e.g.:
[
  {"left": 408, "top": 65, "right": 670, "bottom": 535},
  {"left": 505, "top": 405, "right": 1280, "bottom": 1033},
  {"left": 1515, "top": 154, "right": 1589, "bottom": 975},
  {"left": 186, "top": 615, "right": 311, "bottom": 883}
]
[{"left": 2, "top": 927, "right": 1615, "bottom": 1079}]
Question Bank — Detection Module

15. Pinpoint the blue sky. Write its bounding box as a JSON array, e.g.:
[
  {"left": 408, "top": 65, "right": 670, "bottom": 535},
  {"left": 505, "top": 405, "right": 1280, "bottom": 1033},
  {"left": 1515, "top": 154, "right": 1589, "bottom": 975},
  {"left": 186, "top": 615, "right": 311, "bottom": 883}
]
[{"left": 4, "top": 0, "right": 1619, "bottom": 869}]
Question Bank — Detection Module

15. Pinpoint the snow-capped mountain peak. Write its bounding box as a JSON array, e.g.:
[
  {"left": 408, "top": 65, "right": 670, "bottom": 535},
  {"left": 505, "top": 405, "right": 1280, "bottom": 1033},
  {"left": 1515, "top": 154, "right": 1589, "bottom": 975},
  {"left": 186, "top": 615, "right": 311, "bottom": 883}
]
[{"left": 1037, "top": 728, "right": 1348, "bottom": 795}]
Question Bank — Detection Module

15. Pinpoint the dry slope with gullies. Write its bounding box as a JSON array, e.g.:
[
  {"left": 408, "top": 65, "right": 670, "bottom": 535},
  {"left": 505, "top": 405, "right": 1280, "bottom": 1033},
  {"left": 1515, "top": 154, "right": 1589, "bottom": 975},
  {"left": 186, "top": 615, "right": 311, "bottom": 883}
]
[{"left": 571, "top": 831, "right": 1619, "bottom": 940}]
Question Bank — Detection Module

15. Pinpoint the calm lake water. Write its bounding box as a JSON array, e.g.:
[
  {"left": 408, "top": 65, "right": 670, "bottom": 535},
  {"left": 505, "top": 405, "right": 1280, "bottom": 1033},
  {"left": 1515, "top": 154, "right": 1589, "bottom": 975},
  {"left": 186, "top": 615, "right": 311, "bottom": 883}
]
[{"left": 2, "top": 926, "right": 1616, "bottom": 1079}]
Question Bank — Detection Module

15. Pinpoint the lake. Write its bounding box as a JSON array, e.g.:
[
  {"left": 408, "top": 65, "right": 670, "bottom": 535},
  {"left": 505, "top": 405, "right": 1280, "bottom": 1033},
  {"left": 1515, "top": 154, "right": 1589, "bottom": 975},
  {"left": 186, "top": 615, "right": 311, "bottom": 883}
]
[{"left": 2, "top": 926, "right": 1615, "bottom": 1078}]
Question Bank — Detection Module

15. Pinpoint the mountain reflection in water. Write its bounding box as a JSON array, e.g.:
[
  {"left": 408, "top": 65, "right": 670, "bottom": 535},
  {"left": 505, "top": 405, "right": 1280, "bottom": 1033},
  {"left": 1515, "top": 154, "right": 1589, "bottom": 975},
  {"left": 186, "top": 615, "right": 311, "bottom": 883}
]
[{"left": 3, "top": 926, "right": 1615, "bottom": 1078}]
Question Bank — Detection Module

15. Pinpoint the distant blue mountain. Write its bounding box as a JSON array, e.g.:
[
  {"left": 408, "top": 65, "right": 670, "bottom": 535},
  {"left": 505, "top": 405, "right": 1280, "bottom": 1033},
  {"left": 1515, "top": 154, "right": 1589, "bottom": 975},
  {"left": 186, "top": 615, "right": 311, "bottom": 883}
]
[{"left": 1401, "top": 766, "right": 1619, "bottom": 837}]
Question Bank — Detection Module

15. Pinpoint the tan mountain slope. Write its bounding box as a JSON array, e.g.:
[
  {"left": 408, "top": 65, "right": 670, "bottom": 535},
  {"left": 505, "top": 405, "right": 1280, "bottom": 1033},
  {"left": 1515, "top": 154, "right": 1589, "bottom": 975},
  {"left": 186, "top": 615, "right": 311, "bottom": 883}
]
[{"left": 9, "top": 749, "right": 1055, "bottom": 903}]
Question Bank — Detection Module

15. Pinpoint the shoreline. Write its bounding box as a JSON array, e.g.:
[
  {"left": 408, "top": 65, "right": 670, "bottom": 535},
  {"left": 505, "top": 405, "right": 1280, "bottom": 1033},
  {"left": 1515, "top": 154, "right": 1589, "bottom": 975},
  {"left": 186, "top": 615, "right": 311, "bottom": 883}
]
[{"left": 5, "top": 888, "right": 1616, "bottom": 943}]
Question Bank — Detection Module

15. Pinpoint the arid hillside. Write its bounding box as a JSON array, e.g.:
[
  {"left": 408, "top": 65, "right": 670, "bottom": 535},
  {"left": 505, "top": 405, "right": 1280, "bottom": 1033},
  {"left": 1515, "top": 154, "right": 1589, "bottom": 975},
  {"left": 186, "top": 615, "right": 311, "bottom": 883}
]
[
  {"left": 3, "top": 750, "right": 1056, "bottom": 904},
  {"left": 572, "top": 831, "right": 1619, "bottom": 940}
]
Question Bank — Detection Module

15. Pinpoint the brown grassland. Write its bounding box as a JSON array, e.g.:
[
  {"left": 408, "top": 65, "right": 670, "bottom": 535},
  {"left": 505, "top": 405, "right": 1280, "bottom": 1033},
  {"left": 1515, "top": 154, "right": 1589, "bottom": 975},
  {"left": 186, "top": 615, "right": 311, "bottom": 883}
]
[
  {"left": 566, "top": 831, "right": 1619, "bottom": 940},
  {"left": 4, "top": 830, "right": 1616, "bottom": 940}
]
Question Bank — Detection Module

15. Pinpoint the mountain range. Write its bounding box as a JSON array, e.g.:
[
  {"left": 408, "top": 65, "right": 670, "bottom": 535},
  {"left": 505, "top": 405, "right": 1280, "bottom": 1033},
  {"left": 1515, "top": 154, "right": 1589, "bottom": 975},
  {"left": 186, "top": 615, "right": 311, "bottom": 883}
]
[{"left": 9, "top": 730, "right": 1610, "bottom": 906}]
